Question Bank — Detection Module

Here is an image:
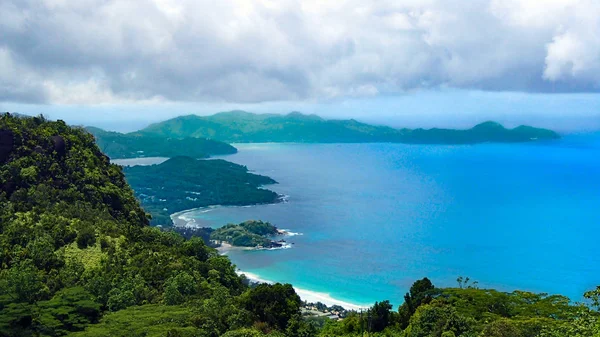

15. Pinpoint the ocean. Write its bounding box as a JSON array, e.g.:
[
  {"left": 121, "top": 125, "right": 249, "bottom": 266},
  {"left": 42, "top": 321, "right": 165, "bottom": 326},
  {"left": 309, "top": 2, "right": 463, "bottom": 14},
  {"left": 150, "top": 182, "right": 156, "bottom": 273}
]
[{"left": 175, "top": 134, "right": 600, "bottom": 309}]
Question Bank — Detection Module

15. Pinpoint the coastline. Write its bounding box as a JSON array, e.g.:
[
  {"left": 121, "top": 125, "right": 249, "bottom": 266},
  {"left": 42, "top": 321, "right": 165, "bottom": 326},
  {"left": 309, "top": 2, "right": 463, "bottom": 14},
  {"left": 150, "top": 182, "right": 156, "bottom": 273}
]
[
  {"left": 216, "top": 242, "right": 253, "bottom": 255},
  {"left": 170, "top": 199, "right": 369, "bottom": 309},
  {"left": 166, "top": 171, "right": 368, "bottom": 311},
  {"left": 170, "top": 206, "right": 218, "bottom": 227},
  {"left": 169, "top": 194, "right": 289, "bottom": 228},
  {"left": 237, "top": 270, "right": 370, "bottom": 311}
]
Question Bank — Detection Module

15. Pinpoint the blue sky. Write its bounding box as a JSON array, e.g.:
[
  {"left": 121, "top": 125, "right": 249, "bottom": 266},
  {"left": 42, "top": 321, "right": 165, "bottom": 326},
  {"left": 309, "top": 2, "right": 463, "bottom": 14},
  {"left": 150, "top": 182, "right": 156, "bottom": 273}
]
[{"left": 1, "top": 1, "right": 599, "bottom": 132}]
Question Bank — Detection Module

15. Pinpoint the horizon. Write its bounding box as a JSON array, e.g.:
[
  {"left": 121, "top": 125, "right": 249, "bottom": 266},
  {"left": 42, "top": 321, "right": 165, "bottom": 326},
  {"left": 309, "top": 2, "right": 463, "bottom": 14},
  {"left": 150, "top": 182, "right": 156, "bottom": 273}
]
[{"left": 5, "top": 108, "right": 590, "bottom": 135}]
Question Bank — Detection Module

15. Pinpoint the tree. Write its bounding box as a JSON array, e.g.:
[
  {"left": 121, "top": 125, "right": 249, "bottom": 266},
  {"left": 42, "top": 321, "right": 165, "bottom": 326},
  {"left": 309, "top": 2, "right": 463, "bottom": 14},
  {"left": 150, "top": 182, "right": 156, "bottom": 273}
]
[
  {"left": 399, "top": 278, "right": 436, "bottom": 328},
  {"left": 286, "top": 314, "right": 317, "bottom": 337},
  {"left": 457, "top": 276, "right": 479, "bottom": 289},
  {"left": 480, "top": 319, "right": 522, "bottom": 337},
  {"left": 107, "top": 288, "right": 135, "bottom": 312},
  {"left": 241, "top": 283, "right": 301, "bottom": 330},
  {"left": 36, "top": 287, "right": 101, "bottom": 336},
  {"left": 181, "top": 237, "right": 211, "bottom": 262},
  {"left": 76, "top": 225, "right": 96, "bottom": 249},
  {"left": 164, "top": 272, "right": 195, "bottom": 305},
  {"left": 584, "top": 287, "right": 600, "bottom": 310},
  {"left": 369, "top": 300, "right": 393, "bottom": 332},
  {"left": 404, "top": 303, "right": 472, "bottom": 337},
  {"left": 0, "top": 260, "right": 47, "bottom": 303}
]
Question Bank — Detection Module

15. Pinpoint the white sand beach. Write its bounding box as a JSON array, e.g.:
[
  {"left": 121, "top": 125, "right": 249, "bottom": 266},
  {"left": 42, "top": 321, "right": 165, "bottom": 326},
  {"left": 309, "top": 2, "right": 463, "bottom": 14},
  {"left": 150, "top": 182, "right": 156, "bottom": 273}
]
[{"left": 237, "top": 270, "right": 369, "bottom": 311}]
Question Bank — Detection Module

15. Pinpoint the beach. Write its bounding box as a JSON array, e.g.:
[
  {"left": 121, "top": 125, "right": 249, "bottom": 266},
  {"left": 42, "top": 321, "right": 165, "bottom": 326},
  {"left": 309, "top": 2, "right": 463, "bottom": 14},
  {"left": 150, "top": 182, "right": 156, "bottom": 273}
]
[
  {"left": 213, "top": 240, "right": 369, "bottom": 310},
  {"left": 215, "top": 242, "right": 253, "bottom": 255},
  {"left": 237, "top": 270, "right": 369, "bottom": 311}
]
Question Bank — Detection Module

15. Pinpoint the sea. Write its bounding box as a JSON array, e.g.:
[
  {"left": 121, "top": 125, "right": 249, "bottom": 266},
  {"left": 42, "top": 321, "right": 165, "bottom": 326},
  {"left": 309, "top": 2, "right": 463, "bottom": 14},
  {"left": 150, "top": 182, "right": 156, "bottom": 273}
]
[{"left": 145, "top": 134, "right": 600, "bottom": 309}]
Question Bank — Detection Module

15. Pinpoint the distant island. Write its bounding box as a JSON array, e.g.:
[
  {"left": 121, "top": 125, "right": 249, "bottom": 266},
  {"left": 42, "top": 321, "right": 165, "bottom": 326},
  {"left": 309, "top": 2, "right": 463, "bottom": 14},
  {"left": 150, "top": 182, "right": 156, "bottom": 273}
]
[
  {"left": 211, "top": 220, "right": 288, "bottom": 249},
  {"left": 137, "top": 110, "right": 560, "bottom": 144},
  {"left": 85, "top": 126, "right": 237, "bottom": 159},
  {"left": 123, "top": 156, "right": 280, "bottom": 225}
]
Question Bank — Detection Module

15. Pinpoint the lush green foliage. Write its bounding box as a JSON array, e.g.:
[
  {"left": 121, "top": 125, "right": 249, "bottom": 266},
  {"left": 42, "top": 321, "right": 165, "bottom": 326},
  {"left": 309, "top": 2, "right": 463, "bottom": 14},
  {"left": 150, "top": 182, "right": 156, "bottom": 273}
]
[
  {"left": 319, "top": 279, "right": 600, "bottom": 337},
  {"left": 0, "top": 114, "right": 253, "bottom": 336},
  {"left": 0, "top": 114, "right": 594, "bottom": 337},
  {"left": 242, "top": 283, "right": 302, "bottom": 330},
  {"left": 123, "top": 156, "right": 280, "bottom": 226},
  {"left": 211, "top": 220, "right": 280, "bottom": 247},
  {"left": 86, "top": 126, "right": 237, "bottom": 159},
  {"left": 139, "top": 111, "right": 560, "bottom": 144}
]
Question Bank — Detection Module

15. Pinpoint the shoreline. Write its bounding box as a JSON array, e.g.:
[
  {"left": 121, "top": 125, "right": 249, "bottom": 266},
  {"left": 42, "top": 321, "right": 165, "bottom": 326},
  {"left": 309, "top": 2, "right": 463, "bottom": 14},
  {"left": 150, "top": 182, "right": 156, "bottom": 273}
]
[
  {"left": 169, "top": 194, "right": 289, "bottom": 228},
  {"left": 168, "top": 185, "right": 369, "bottom": 311},
  {"left": 237, "top": 270, "right": 370, "bottom": 311},
  {"left": 216, "top": 242, "right": 253, "bottom": 254}
]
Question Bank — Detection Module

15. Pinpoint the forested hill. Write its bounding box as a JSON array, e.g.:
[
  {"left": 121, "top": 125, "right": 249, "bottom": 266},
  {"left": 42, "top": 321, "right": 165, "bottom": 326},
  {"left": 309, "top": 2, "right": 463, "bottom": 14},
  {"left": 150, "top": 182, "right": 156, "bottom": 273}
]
[
  {"left": 123, "top": 156, "right": 280, "bottom": 226},
  {"left": 1, "top": 113, "right": 598, "bottom": 337},
  {"left": 0, "top": 113, "right": 294, "bottom": 336},
  {"left": 85, "top": 126, "right": 237, "bottom": 159},
  {"left": 138, "top": 111, "right": 560, "bottom": 144}
]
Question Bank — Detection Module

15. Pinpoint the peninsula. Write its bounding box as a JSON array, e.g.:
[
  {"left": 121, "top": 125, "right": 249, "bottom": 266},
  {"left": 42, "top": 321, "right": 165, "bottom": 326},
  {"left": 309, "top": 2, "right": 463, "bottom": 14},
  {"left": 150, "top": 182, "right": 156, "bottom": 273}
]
[
  {"left": 122, "top": 156, "right": 280, "bottom": 225},
  {"left": 85, "top": 126, "right": 237, "bottom": 159}
]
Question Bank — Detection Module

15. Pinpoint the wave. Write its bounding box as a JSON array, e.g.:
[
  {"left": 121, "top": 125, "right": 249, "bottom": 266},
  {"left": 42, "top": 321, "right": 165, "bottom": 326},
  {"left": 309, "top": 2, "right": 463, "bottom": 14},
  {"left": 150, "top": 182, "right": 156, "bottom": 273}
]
[
  {"left": 279, "top": 229, "right": 303, "bottom": 237},
  {"left": 237, "top": 270, "right": 369, "bottom": 311},
  {"left": 258, "top": 243, "right": 293, "bottom": 250},
  {"left": 198, "top": 208, "right": 215, "bottom": 213},
  {"left": 170, "top": 197, "right": 288, "bottom": 227}
]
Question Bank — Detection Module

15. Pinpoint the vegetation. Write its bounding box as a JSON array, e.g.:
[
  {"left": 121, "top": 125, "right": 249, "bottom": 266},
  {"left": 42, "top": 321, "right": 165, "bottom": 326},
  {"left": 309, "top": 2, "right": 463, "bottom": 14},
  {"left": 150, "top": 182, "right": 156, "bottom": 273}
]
[
  {"left": 0, "top": 113, "right": 303, "bottom": 337},
  {"left": 85, "top": 126, "right": 237, "bottom": 159},
  {"left": 319, "top": 278, "right": 600, "bottom": 337},
  {"left": 123, "top": 156, "right": 280, "bottom": 226},
  {"left": 138, "top": 111, "right": 560, "bottom": 144},
  {"left": 211, "top": 220, "right": 281, "bottom": 247},
  {"left": 1, "top": 113, "right": 596, "bottom": 337}
]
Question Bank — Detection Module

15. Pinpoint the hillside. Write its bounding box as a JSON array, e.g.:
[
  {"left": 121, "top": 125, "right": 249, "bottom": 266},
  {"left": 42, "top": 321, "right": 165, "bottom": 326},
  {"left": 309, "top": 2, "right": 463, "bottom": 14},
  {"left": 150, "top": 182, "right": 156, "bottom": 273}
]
[
  {"left": 138, "top": 111, "right": 560, "bottom": 144},
  {"left": 85, "top": 126, "right": 237, "bottom": 159},
  {"left": 0, "top": 113, "right": 302, "bottom": 336},
  {"left": 0, "top": 113, "right": 597, "bottom": 337},
  {"left": 123, "top": 156, "right": 280, "bottom": 226}
]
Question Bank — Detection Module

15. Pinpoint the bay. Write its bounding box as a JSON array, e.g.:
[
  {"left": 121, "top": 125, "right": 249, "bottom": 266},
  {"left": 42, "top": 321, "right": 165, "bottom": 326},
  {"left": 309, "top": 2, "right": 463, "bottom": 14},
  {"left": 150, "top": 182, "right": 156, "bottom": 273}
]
[{"left": 178, "top": 135, "right": 600, "bottom": 307}]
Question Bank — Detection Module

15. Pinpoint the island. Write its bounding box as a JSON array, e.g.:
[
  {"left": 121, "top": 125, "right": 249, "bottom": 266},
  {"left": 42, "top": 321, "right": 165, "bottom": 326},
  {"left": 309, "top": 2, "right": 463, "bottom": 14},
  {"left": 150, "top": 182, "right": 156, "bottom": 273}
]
[
  {"left": 137, "top": 110, "right": 561, "bottom": 144},
  {"left": 122, "top": 156, "right": 281, "bottom": 226},
  {"left": 85, "top": 126, "right": 237, "bottom": 159},
  {"left": 211, "top": 220, "right": 288, "bottom": 249}
]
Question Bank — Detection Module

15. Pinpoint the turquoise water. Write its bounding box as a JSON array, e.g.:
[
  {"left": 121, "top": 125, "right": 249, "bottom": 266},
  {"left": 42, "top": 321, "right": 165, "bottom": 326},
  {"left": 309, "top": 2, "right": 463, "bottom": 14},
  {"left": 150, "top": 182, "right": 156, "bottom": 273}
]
[{"left": 180, "top": 135, "right": 600, "bottom": 307}]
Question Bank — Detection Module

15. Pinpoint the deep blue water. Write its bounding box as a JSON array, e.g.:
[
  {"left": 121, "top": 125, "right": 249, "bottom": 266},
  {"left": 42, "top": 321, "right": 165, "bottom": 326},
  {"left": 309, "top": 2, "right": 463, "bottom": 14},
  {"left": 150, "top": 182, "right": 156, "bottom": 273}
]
[{"left": 180, "top": 134, "right": 600, "bottom": 307}]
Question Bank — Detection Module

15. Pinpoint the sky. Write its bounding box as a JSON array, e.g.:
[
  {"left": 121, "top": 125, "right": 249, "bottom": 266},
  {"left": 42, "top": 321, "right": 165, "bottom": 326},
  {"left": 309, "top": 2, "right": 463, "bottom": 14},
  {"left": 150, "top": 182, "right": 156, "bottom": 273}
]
[{"left": 1, "top": 0, "right": 599, "bottom": 132}]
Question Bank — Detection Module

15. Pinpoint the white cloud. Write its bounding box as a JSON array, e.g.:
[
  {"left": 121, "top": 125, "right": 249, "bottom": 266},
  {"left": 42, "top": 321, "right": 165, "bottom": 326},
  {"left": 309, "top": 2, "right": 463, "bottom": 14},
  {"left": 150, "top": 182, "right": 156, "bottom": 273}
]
[
  {"left": 543, "top": 1, "right": 600, "bottom": 84},
  {"left": 0, "top": 0, "right": 599, "bottom": 105}
]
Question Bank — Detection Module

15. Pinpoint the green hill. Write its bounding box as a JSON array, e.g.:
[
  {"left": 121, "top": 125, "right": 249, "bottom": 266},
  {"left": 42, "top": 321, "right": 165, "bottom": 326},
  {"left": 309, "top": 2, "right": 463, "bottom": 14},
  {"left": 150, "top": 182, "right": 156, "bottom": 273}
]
[
  {"left": 138, "top": 111, "right": 560, "bottom": 144},
  {"left": 85, "top": 126, "right": 237, "bottom": 159},
  {"left": 0, "top": 113, "right": 301, "bottom": 336},
  {"left": 123, "top": 156, "right": 280, "bottom": 226}
]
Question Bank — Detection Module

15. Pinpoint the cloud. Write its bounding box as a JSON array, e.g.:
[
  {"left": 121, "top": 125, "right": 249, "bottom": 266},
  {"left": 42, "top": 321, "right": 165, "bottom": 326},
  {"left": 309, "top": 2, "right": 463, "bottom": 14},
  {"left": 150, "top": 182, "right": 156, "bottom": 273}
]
[{"left": 0, "top": 0, "right": 599, "bottom": 104}]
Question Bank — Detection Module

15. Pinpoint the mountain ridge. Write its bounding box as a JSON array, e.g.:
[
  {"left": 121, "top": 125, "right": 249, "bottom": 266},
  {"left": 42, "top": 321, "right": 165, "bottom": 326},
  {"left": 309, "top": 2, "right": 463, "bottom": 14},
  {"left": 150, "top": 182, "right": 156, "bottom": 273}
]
[{"left": 137, "top": 111, "right": 560, "bottom": 144}]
